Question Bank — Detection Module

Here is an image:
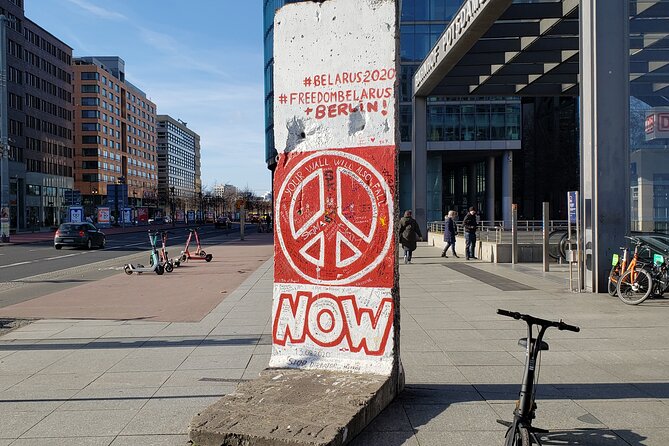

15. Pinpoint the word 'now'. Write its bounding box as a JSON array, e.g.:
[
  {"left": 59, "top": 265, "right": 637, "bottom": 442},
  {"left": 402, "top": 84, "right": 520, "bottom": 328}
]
[{"left": 273, "top": 291, "right": 394, "bottom": 356}]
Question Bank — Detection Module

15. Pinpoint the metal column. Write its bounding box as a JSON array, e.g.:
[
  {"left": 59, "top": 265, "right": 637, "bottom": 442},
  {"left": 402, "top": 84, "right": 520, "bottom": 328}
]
[
  {"left": 412, "top": 95, "right": 427, "bottom": 233},
  {"left": 486, "top": 155, "right": 495, "bottom": 222},
  {"left": 502, "top": 150, "right": 513, "bottom": 229},
  {"left": 580, "top": 0, "right": 630, "bottom": 292},
  {"left": 0, "top": 16, "right": 10, "bottom": 242}
]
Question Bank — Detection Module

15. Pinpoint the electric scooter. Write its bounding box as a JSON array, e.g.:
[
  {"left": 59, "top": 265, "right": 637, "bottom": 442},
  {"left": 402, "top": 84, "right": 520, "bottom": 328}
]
[
  {"left": 179, "top": 227, "right": 213, "bottom": 263},
  {"left": 124, "top": 231, "right": 165, "bottom": 275},
  {"left": 155, "top": 230, "right": 175, "bottom": 272}
]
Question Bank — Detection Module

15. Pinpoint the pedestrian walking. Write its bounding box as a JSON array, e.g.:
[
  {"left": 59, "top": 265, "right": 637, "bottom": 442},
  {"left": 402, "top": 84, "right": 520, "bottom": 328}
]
[
  {"left": 399, "top": 210, "right": 422, "bottom": 264},
  {"left": 441, "top": 210, "right": 459, "bottom": 258},
  {"left": 463, "top": 206, "right": 478, "bottom": 260}
]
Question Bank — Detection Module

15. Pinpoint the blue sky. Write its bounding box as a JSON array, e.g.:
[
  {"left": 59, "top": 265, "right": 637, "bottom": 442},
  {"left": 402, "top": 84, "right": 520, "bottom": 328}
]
[{"left": 26, "top": 0, "right": 270, "bottom": 195}]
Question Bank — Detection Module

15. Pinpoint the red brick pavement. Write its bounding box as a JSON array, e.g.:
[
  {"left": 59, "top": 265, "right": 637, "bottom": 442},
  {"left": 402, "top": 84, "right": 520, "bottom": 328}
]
[{"left": 0, "top": 232, "right": 274, "bottom": 322}]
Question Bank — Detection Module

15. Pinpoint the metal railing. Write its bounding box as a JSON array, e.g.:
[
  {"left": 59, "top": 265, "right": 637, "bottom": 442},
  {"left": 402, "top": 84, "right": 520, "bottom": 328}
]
[{"left": 428, "top": 220, "right": 569, "bottom": 244}]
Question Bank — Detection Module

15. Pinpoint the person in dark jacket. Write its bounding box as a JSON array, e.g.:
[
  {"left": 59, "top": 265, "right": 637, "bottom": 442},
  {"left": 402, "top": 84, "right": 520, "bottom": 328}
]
[
  {"left": 462, "top": 206, "right": 478, "bottom": 260},
  {"left": 399, "top": 210, "right": 422, "bottom": 264},
  {"left": 441, "top": 210, "right": 459, "bottom": 258}
]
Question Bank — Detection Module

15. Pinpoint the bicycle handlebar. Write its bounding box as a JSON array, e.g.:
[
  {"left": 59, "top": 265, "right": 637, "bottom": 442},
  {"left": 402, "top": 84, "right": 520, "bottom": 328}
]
[{"left": 497, "top": 309, "right": 580, "bottom": 332}]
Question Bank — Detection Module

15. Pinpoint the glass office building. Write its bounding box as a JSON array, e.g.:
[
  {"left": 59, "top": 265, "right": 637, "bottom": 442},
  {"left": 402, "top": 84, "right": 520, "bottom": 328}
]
[{"left": 264, "top": 0, "right": 577, "bottom": 223}]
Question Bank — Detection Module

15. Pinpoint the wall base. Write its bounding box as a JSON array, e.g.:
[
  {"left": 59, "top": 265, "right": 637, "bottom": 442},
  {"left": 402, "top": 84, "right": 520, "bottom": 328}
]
[{"left": 189, "top": 368, "right": 400, "bottom": 446}]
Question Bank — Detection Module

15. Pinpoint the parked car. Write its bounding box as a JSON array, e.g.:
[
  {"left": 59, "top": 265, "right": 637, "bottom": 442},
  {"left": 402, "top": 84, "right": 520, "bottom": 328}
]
[
  {"left": 54, "top": 222, "right": 106, "bottom": 250},
  {"left": 149, "top": 217, "right": 165, "bottom": 225},
  {"left": 215, "top": 216, "right": 231, "bottom": 229}
]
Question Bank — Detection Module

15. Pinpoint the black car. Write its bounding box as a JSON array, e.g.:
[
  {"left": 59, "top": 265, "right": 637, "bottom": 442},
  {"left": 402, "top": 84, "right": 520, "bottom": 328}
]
[{"left": 54, "top": 222, "right": 106, "bottom": 250}]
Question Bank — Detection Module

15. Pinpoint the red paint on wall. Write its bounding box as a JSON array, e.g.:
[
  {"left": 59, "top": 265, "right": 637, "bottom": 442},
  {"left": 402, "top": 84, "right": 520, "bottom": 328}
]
[{"left": 274, "top": 146, "right": 396, "bottom": 287}]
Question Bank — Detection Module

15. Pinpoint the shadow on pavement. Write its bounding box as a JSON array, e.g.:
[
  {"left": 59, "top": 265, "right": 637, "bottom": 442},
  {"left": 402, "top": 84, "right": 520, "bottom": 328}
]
[
  {"left": 350, "top": 383, "right": 658, "bottom": 445},
  {"left": 0, "top": 334, "right": 268, "bottom": 351}
]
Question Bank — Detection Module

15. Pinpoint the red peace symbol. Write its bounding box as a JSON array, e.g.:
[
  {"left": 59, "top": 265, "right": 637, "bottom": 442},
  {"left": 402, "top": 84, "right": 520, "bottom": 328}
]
[{"left": 276, "top": 150, "right": 393, "bottom": 286}]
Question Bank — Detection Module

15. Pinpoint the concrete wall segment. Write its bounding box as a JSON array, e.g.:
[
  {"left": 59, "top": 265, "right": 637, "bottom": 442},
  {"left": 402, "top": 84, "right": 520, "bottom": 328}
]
[{"left": 272, "top": 0, "right": 400, "bottom": 377}]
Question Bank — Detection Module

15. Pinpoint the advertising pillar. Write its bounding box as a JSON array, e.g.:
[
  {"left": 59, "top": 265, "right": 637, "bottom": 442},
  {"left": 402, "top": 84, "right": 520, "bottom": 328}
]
[{"left": 272, "top": 0, "right": 400, "bottom": 377}]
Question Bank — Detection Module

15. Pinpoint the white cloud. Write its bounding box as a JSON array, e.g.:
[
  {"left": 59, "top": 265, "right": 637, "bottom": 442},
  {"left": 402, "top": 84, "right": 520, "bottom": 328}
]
[{"left": 65, "top": 0, "right": 127, "bottom": 20}]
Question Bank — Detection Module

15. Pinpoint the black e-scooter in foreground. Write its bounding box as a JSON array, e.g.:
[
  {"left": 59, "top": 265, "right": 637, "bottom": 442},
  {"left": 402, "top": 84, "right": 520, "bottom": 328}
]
[{"left": 496, "top": 309, "right": 580, "bottom": 446}]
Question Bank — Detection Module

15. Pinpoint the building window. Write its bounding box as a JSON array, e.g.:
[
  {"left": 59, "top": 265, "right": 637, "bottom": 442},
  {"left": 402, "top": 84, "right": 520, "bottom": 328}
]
[
  {"left": 81, "top": 97, "right": 99, "bottom": 106},
  {"left": 82, "top": 135, "right": 99, "bottom": 144},
  {"left": 81, "top": 84, "right": 99, "bottom": 93},
  {"left": 27, "top": 184, "right": 41, "bottom": 196},
  {"left": 81, "top": 123, "right": 99, "bottom": 131},
  {"left": 81, "top": 110, "right": 99, "bottom": 118},
  {"left": 81, "top": 72, "right": 99, "bottom": 80}
]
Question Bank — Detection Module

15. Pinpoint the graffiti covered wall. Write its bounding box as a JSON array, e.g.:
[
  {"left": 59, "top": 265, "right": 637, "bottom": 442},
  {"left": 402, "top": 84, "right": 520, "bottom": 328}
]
[{"left": 271, "top": 0, "right": 398, "bottom": 375}]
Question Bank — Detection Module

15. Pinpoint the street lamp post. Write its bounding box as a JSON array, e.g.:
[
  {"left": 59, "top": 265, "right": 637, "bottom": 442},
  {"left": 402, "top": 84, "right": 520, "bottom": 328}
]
[
  {"left": 0, "top": 15, "right": 12, "bottom": 242},
  {"left": 170, "top": 186, "right": 175, "bottom": 227}
]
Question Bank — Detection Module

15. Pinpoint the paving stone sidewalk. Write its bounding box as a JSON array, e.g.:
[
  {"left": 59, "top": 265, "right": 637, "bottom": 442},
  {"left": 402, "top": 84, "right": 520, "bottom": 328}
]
[{"left": 1, "top": 242, "right": 668, "bottom": 445}]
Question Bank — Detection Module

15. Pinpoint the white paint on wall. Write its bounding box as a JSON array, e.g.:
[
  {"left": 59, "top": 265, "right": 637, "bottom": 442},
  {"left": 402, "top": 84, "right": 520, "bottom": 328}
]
[
  {"left": 270, "top": 283, "right": 395, "bottom": 375},
  {"left": 273, "top": 0, "right": 397, "bottom": 154}
]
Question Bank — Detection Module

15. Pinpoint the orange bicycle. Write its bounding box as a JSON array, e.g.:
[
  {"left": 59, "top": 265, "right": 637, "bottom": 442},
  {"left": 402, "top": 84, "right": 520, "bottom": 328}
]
[
  {"left": 608, "top": 237, "right": 648, "bottom": 297},
  {"left": 615, "top": 238, "right": 653, "bottom": 304}
]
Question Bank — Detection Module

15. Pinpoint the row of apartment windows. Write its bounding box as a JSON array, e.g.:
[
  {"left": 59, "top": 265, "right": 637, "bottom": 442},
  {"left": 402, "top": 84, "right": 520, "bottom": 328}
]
[
  {"left": 128, "top": 115, "right": 155, "bottom": 133},
  {"left": 25, "top": 115, "right": 72, "bottom": 140},
  {"left": 126, "top": 91, "right": 155, "bottom": 114},
  {"left": 26, "top": 158, "right": 72, "bottom": 176},
  {"left": 25, "top": 93, "right": 72, "bottom": 121},
  {"left": 80, "top": 122, "right": 120, "bottom": 139},
  {"left": 81, "top": 135, "right": 123, "bottom": 150},
  {"left": 81, "top": 161, "right": 121, "bottom": 173},
  {"left": 127, "top": 103, "right": 155, "bottom": 123},
  {"left": 168, "top": 151, "right": 195, "bottom": 170},
  {"left": 26, "top": 184, "right": 59, "bottom": 197},
  {"left": 81, "top": 110, "right": 121, "bottom": 128},
  {"left": 24, "top": 27, "right": 71, "bottom": 65},
  {"left": 165, "top": 122, "right": 195, "bottom": 143},
  {"left": 22, "top": 71, "right": 72, "bottom": 102},
  {"left": 18, "top": 44, "right": 72, "bottom": 84},
  {"left": 0, "top": 9, "right": 22, "bottom": 34},
  {"left": 26, "top": 137, "right": 73, "bottom": 158}
]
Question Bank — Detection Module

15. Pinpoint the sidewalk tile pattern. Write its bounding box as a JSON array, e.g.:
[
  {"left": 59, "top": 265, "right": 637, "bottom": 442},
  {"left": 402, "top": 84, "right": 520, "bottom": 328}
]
[{"left": 0, "top": 243, "right": 667, "bottom": 444}]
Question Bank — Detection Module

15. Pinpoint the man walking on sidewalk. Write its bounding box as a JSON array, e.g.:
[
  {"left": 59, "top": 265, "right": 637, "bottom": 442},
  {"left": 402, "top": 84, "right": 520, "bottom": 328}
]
[{"left": 463, "top": 207, "right": 478, "bottom": 260}]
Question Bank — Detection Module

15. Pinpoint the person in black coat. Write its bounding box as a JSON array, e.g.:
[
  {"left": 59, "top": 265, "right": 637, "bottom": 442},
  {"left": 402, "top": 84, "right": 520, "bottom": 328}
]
[
  {"left": 441, "top": 210, "right": 459, "bottom": 258},
  {"left": 462, "top": 206, "right": 478, "bottom": 260},
  {"left": 399, "top": 210, "right": 422, "bottom": 264}
]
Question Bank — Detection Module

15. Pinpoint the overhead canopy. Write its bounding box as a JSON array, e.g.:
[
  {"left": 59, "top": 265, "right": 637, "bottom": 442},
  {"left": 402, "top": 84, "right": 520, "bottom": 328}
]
[{"left": 413, "top": 0, "right": 669, "bottom": 106}]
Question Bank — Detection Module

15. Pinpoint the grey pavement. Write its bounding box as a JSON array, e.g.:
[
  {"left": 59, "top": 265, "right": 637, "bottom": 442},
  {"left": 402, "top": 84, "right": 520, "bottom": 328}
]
[{"left": 1, "top": 242, "right": 668, "bottom": 445}]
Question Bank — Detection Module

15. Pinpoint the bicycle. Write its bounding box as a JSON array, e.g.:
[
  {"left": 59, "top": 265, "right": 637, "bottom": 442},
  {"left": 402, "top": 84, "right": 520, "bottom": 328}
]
[
  {"left": 608, "top": 236, "right": 650, "bottom": 299},
  {"left": 616, "top": 241, "right": 654, "bottom": 305},
  {"left": 496, "top": 309, "right": 580, "bottom": 446},
  {"left": 607, "top": 245, "right": 629, "bottom": 296}
]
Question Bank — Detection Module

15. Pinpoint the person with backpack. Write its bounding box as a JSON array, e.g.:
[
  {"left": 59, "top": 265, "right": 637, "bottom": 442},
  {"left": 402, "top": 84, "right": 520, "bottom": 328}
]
[
  {"left": 462, "top": 207, "right": 478, "bottom": 260},
  {"left": 399, "top": 210, "right": 422, "bottom": 264}
]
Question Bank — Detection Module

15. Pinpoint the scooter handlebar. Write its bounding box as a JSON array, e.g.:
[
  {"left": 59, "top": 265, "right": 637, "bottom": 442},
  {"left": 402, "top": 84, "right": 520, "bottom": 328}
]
[
  {"left": 557, "top": 320, "right": 580, "bottom": 332},
  {"left": 497, "top": 309, "right": 520, "bottom": 319},
  {"left": 497, "top": 308, "right": 580, "bottom": 332}
]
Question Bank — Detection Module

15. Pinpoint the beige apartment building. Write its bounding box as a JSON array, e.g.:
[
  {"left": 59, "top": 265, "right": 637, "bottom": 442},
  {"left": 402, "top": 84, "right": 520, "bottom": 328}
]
[{"left": 72, "top": 56, "right": 158, "bottom": 219}]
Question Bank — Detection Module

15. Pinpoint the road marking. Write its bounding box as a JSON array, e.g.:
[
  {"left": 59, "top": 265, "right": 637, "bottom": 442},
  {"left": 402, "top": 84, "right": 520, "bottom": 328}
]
[
  {"left": 44, "top": 253, "right": 83, "bottom": 261},
  {"left": 0, "top": 261, "right": 32, "bottom": 269}
]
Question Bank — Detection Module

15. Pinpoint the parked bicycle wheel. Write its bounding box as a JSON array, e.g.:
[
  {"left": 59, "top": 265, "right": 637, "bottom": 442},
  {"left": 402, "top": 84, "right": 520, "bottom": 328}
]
[
  {"left": 505, "top": 425, "right": 530, "bottom": 446},
  {"left": 607, "top": 265, "right": 620, "bottom": 296},
  {"left": 616, "top": 267, "right": 653, "bottom": 305}
]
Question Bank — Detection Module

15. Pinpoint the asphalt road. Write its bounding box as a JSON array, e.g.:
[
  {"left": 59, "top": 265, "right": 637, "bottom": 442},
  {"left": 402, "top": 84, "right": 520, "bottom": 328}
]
[{"left": 0, "top": 225, "right": 244, "bottom": 309}]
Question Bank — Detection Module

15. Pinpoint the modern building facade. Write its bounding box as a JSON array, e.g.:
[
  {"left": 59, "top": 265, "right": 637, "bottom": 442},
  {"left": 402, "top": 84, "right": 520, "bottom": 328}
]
[
  {"left": 72, "top": 56, "right": 158, "bottom": 220},
  {"left": 263, "top": 0, "right": 571, "bottom": 225},
  {"left": 1, "top": 0, "right": 74, "bottom": 231},
  {"left": 411, "top": 0, "right": 669, "bottom": 291},
  {"left": 156, "top": 115, "right": 200, "bottom": 216}
]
